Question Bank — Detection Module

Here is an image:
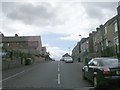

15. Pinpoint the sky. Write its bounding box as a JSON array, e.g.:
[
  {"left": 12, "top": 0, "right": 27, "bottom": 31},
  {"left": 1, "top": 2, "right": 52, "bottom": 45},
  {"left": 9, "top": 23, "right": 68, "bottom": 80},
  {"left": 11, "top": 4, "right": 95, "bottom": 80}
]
[{"left": 0, "top": 0, "right": 119, "bottom": 60}]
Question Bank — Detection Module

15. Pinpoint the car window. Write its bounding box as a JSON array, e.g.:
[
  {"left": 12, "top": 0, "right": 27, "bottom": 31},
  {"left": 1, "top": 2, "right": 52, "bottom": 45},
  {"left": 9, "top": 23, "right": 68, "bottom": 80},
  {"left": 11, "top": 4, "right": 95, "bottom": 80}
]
[
  {"left": 88, "top": 59, "right": 98, "bottom": 66},
  {"left": 101, "top": 58, "right": 118, "bottom": 67},
  {"left": 92, "top": 60, "right": 98, "bottom": 66},
  {"left": 88, "top": 59, "right": 94, "bottom": 65}
]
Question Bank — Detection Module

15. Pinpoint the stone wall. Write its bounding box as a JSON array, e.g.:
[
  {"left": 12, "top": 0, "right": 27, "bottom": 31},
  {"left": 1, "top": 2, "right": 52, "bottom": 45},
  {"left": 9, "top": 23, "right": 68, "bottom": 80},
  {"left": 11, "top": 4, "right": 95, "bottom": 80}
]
[{"left": 2, "top": 58, "right": 24, "bottom": 70}]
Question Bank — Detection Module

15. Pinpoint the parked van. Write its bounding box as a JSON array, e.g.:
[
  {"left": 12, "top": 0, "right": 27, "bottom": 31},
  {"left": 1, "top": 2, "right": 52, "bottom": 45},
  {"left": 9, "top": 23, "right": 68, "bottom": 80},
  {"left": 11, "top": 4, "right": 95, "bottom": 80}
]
[{"left": 64, "top": 57, "right": 73, "bottom": 63}]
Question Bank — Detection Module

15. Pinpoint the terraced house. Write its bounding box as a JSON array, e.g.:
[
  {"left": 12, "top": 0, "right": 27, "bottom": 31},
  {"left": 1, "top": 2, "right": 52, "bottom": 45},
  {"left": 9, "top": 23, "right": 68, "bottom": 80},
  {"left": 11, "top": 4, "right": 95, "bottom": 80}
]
[
  {"left": 72, "top": 14, "right": 120, "bottom": 64},
  {"left": 72, "top": 3, "right": 120, "bottom": 63},
  {"left": 102, "top": 15, "right": 119, "bottom": 57},
  {"left": 93, "top": 15, "right": 119, "bottom": 57},
  {"left": 1, "top": 33, "right": 46, "bottom": 69},
  {"left": 72, "top": 42, "right": 80, "bottom": 62}
]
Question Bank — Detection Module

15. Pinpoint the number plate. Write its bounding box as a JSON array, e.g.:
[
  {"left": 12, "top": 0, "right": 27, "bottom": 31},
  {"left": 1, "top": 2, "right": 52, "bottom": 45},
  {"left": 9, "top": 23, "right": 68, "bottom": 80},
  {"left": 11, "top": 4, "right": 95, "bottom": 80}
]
[{"left": 116, "top": 71, "right": 120, "bottom": 75}]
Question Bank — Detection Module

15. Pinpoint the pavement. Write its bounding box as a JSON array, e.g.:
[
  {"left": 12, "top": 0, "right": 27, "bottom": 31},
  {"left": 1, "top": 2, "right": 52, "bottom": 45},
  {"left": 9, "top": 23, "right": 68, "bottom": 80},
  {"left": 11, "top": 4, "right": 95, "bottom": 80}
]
[{"left": 1, "top": 61, "right": 120, "bottom": 90}]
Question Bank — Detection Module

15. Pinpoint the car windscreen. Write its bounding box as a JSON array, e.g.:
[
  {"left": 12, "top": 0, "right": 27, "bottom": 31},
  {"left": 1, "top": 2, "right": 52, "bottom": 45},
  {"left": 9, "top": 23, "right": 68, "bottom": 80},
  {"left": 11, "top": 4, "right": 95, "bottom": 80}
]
[{"left": 100, "top": 58, "right": 119, "bottom": 67}]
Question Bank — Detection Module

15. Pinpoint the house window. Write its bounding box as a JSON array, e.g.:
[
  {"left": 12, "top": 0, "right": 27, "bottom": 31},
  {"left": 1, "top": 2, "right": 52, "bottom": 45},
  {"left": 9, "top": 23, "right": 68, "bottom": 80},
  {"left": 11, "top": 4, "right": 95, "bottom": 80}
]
[
  {"left": 95, "top": 45, "right": 97, "bottom": 52},
  {"left": 94, "top": 37, "right": 96, "bottom": 43},
  {"left": 114, "top": 36, "right": 119, "bottom": 46},
  {"left": 105, "top": 39, "right": 108, "bottom": 46},
  {"left": 0, "top": 43, "right": 3, "bottom": 47},
  {"left": 114, "top": 22, "right": 118, "bottom": 32},
  {"left": 7, "top": 43, "right": 9, "bottom": 46},
  {"left": 105, "top": 27, "right": 107, "bottom": 34},
  {"left": 114, "top": 36, "right": 119, "bottom": 53},
  {"left": 101, "top": 43, "right": 104, "bottom": 51}
]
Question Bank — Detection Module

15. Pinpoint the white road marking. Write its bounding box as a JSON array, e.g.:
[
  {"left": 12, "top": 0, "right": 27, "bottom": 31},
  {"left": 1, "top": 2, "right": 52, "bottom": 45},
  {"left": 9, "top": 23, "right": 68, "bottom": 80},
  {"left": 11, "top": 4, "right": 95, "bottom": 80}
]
[
  {"left": 0, "top": 70, "right": 25, "bottom": 82},
  {"left": 57, "top": 62, "right": 60, "bottom": 85},
  {"left": 58, "top": 73, "right": 60, "bottom": 84},
  {"left": 58, "top": 62, "right": 60, "bottom": 67},
  {"left": 0, "top": 67, "right": 34, "bottom": 82},
  {"left": 58, "top": 67, "right": 60, "bottom": 72}
]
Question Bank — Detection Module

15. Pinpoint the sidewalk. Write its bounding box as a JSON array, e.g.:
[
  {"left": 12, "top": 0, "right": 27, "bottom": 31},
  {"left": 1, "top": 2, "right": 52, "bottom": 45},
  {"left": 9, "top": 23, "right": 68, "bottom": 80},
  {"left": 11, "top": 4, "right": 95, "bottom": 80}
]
[{"left": 2, "top": 62, "right": 41, "bottom": 79}]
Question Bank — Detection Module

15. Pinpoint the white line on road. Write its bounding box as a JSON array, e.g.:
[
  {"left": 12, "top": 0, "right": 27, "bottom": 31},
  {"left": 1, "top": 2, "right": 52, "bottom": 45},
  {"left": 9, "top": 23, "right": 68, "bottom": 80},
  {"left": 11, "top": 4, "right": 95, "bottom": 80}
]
[
  {"left": 0, "top": 67, "right": 34, "bottom": 82},
  {"left": 58, "top": 73, "right": 60, "bottom": 84},
  {"left": 58, "top": 62, "right": 60, "bottom": 67},
  {"left": 0, "top": 70, "right": 25, "bottom": 82},
  {"left": 58, "top": 67, "right": 60, "bottom": 72},
  {"left": 57, "top": 62, "right": 60, "bottom": 85}
]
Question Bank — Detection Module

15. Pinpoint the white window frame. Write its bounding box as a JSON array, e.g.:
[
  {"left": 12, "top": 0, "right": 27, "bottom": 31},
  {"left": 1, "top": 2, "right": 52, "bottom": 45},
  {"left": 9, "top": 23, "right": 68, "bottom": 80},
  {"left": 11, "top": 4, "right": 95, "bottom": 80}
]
[
  {"left": 105, "top": 27, "right": 107, "bottom": 34},
  {"left": 114, "top": 22, "right": 118, "bottom": 32},
  {"left": 105, "top": 39, "right": 108, "bottom": 46},
  {"left": 0, "top": 43, "right": 3, "bottom": 47},
  {"left": 114, "top": 36, "right": 119, "bottom": 46},
  {"left": 7, "top": 43, "right": 9, "bottom": 46},
  {"left": 94, "top": 37, "right": 96, "bottom": 42},
  {"left": 101, "top": 43, "right": 104, "bottom": 51},
  {"left": 114, "top": 36, "right": 119, "bottom": 53}
]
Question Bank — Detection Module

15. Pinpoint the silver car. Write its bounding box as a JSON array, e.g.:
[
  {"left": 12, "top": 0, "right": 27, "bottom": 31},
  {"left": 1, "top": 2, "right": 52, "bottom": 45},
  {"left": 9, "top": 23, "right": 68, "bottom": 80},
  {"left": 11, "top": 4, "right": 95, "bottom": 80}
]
[{"left": 64, "top": 57, "right": 73, "bottom": 63}]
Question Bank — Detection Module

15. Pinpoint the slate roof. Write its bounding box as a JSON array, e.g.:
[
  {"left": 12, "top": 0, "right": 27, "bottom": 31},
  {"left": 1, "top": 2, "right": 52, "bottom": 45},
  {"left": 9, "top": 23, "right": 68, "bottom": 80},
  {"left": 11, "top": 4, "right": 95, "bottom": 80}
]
[{"left": 62, "top": 53, "right": 71, "bottom": 57}]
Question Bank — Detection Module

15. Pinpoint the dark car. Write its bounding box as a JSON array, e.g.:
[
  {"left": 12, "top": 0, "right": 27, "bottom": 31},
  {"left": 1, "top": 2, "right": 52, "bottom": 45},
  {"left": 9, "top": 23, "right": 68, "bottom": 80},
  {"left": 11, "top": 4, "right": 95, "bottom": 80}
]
[{"left": 82, "top": 57, "right": 120, "bottom": 89}]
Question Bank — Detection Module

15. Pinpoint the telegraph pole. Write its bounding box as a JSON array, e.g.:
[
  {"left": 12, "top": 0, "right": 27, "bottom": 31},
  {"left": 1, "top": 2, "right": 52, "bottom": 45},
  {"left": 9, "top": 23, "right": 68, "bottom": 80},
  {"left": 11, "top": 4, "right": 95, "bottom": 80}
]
[{"left": 68, "top": 47, "right": 71, "bottom": 55}]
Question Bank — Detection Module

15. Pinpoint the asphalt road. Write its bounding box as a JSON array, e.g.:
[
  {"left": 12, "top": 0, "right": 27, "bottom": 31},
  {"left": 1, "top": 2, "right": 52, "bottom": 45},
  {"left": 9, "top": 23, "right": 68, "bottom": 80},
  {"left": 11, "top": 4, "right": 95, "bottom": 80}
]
[{"left": 2, "top": 61, "right": 120, "bottom": 90}]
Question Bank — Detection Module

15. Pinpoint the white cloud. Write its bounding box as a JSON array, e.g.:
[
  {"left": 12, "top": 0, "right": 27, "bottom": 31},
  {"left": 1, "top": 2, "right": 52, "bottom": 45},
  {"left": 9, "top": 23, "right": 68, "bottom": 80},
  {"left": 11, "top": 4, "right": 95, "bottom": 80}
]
[
  {"left": 2, "top": 2, "right": 117, "bottom": 37},
  {"left": 43, "top": 44, "right": 67, "bottom": 60},
  {"left": 60, "top": 34, "right": 82, "bottom": 41},
  {"left": 1, "top": 1, "right": 118, "bottom": 59},
  {"left": 2, "top": 18, "right": 42, "bottom": 36}
]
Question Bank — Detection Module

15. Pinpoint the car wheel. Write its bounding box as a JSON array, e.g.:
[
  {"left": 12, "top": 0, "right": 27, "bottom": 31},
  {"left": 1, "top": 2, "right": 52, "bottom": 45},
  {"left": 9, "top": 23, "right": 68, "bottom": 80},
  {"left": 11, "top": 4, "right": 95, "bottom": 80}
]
[{"left": 94, "top": 76, "right": 98, "bottom": 88}]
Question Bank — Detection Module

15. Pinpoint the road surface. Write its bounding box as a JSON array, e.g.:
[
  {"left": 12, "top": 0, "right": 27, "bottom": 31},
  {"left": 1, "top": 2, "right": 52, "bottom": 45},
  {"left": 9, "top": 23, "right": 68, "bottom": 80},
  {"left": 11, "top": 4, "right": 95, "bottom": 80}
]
[{"left": 2, "top": 61, "right": 120, "bottom": 90}]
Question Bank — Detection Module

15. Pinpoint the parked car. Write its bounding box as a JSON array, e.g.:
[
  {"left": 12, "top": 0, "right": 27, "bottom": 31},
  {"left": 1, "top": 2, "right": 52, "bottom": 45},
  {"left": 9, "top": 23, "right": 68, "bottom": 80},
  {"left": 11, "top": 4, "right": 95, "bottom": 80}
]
[
  {"left": 64, "top": 57, "right": 73, "bottom": 63},
  {"left": 25, "top": 58, "right": 32, "bottom": 65},
  {"left": 82, "top": 57, "right": 120, "bottom": 89}
]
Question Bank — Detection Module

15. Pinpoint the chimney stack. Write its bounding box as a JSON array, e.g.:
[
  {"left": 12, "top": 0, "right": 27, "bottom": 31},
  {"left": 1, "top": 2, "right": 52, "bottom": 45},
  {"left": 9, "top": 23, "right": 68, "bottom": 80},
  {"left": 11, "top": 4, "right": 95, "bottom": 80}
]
[{"left": 15, "top": 34, "right": 18, "bottom": 37}]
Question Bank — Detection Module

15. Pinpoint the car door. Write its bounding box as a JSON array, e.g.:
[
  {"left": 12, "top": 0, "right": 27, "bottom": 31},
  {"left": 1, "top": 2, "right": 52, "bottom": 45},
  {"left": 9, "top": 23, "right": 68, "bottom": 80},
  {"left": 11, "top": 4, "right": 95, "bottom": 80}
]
[
  {"left": 84, "top": 59, "right": 93, "bottom": 79},
  {"left": 87, "top": 59, "right": 98, "bottom": 81}
]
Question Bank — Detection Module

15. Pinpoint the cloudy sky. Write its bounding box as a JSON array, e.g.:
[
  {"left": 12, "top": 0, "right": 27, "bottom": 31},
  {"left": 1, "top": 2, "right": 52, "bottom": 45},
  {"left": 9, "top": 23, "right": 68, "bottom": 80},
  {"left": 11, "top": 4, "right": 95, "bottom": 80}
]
[{"left": 0, "top": 0, "right": 119, "bottom": 60}]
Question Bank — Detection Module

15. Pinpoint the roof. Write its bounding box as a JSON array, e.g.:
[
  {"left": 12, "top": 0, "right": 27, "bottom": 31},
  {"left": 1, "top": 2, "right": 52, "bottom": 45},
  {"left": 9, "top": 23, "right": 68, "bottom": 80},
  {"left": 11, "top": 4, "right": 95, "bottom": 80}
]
[
  {"left": 79, "top": 38, "right": 89, "bottom": 44},
  {"left": 2, "top": 36, "right": 41, "bottom": 42},
  {"left": 104, "top": 15, "right": 117, "bottom": 26},
  {"left": 62, "top": 53, "right": 71, "bottom": 57}
]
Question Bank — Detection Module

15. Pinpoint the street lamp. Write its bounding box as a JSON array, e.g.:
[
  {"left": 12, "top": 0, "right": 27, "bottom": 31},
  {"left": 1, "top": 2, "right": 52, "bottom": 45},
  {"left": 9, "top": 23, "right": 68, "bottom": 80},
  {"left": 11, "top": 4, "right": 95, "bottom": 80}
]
[
  {"left": 79, "top": 35, "right": 82, "bottom": 40},
  {"left": 78, "top": 34, "right": 82, "bottom": 53},
  {"left": 78, "top": 34, "right": 82, "bottom": 62}
]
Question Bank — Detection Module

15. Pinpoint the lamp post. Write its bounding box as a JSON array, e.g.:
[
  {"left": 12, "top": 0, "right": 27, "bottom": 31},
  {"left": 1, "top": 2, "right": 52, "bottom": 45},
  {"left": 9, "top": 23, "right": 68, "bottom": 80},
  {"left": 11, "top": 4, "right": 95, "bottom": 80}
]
[
  {"left": 78, "top": 35, "right": 82, "bottom": 53},
  {"left": 78, "top": 34, "right": 82, "bottom": 62}
]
